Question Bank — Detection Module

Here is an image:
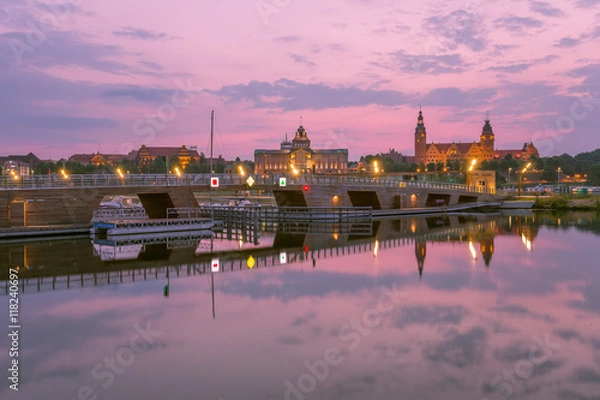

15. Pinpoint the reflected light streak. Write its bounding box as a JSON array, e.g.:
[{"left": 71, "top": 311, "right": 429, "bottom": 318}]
[
  {"left": 468, "top": 241, "right": 478, "bottom": 260},
  {"left": 521, "top": 234, "right": 532, "bottom": 251}
]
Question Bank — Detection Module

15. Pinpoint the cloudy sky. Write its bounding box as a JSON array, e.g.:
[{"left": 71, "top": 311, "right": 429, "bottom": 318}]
[{"left": 1, "top": 0, "right": 600, "bottom": 161}]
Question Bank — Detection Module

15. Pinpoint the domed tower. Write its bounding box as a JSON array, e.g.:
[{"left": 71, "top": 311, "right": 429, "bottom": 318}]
[
  {"left": 480, "top": 115, "right": 495, "bottom": 160},
  {"left": 414, "top": 109, "right": 427, "bottom": 164},
  {"left": 292, "top": 125, "right": 311, "bottom": 150}
]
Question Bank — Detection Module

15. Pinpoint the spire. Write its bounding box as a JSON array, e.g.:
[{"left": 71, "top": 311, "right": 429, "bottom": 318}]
[{"left": 417, "top": 108, "right": 424, "bottom": 127}]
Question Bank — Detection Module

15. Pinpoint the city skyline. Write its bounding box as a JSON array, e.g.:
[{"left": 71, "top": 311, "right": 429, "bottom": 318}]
[{"left": 1, "top": 0, "right": 600, "bottom": 160}]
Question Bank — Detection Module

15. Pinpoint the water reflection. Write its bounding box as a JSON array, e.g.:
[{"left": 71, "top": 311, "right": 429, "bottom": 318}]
[
  {"left": 1, "top": 212, "right": 598, "bottom": 294},
  {"left": 1, "top": 212, "right": 599, "bottom": 400}
]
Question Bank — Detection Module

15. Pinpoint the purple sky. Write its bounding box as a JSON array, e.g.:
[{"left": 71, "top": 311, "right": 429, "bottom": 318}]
[{"left": 1, "top": 0, "right": 600, "bottom": 161}]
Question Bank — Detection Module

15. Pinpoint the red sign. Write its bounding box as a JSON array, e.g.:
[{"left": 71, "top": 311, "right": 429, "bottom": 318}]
[{"left": 210, "top": 177, "right": 219, "bottom": 188}]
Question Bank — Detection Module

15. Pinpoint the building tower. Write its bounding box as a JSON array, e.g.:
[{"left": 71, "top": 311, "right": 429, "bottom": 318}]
[
  {"left": 480, "top": 116, "right": 495, "bottom": 161},
  {"left": 280, "top": 133, "right": 292, "bottom": 150},
  {"left": 292, "top": 125, "right": 311, "bottom": 150},
  {"left": 414, "top": 109, "right": 427, "bottom": 164},
  {"left": 479, "top": 236, "right": 495, "bottom": 267},
  {"left": 415, "top": 241, "right": 426, "bottom": 279}
]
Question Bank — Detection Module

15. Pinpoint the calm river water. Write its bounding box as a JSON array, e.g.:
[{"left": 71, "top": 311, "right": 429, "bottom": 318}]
[{"left": 1, "top": 211, "right": 599, "bottom": 400}]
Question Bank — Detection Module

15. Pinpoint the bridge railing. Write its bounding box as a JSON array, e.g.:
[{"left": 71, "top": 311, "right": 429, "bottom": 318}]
[{"left": 0, "top": 173, "right": 495, "bottom": 194}]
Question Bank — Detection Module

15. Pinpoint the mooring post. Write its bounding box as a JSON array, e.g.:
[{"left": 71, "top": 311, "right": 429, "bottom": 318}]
[{"left": 226, "top": 208, "right": 232, "bottom": 240}]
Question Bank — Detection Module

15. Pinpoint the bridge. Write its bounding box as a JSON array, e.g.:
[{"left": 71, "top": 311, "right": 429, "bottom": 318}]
[{"left": 0, "top": 173, "right": 497, "bottom": 230}]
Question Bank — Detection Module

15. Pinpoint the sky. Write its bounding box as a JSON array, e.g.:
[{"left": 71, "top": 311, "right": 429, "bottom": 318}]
[{"left": 1, "top": 0, "right": 600, "bottom": 161}]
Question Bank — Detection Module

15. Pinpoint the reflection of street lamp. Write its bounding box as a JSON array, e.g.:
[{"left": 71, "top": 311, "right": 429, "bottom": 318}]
[{"left": 517, "top": 162, "right": 532, "bottom": 197}]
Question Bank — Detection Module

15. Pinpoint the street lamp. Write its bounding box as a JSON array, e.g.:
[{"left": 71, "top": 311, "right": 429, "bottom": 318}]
[
  {"left": 238, "top": 165, "right": 245, "bottom": 177},
  {"left": 467, "top": 159, "right": 477, "bottom": 186},
  {"left": 468, "top": 159, "right": 477, "bottom": 172},
  {"left": 508, "top": 167, "right": 512, "bottom": 187},
  {"left": 557, "top": 167, "right": 562, "bottom": 184},
  {"left": 517, "top": 162, "right": 532, "bottom": 197}
]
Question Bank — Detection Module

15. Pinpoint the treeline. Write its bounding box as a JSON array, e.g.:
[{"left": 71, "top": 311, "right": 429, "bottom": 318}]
[{"left": 34, "top": 156, "right": 254, "bottom": 175}]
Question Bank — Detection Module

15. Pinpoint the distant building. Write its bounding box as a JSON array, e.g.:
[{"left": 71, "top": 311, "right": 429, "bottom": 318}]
[
  {"left": 129, "top": 145, "right": 201, "bottom": 169},
  {"left": 254, "top": 125, "right": 349, "bottom": 175},
  {"left": 379, "top": 148, "right": 406, "bottom": 163},
  {"left": 69, "top": 152, "right": 128, "bottom": 166},
  {"left": 1, "top": 160, "right": 30, "bottom": 176},
  {"left": 0, "top": 152, "right": 41, "bottom": 170},
  {"left": 413, "top": 110, "right": 539, "bottom": 166}
]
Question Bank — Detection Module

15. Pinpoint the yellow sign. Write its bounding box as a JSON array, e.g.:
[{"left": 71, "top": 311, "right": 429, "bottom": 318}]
[
  {"left": 399, "top": 182, "right": 406, "bottom": 188},
  {"left": 246, "top": 176, "right": 255, "bottom": 187},
  {"left": 247, "top": 255, "right": 255, "bottom": 269}
]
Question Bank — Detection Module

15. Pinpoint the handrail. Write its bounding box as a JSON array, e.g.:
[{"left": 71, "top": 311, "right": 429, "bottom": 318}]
[{"left": 0, "top": 173, "right": 496, "bottom": 194}]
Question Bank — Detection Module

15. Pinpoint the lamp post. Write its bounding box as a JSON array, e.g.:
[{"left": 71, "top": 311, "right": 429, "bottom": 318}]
[
  {"left": 517, "top": 162, "right": 532, "bottom": 197},
  {"left": 508, "top": 167, "right": 512, "bottom": 187},
  {"left": 557, "top": 167, "right": 562, "bottom": 184},
  {"left": 373, "top": 161, "right": 380, "bottom": 183}
]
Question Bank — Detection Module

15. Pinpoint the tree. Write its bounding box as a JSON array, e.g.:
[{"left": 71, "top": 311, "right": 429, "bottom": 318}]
[
  {"left": 587, "top": 164, "right": 600, "bottom": 186},
  {"left": 540, "top": 167, "right": 557, "bottom": 183},
  {"left": 149, "top": 156, "right": 167, "bottom": 173}
]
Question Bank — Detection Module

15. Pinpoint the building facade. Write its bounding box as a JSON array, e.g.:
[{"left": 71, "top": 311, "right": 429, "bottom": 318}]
[
  {"left": 131, "top": 145, "right": 201, "bottom": 169},
  {"left": 254, "top": 125, "right": 349, "bottom": 175},
  {"left": 414, "top": 110, "right": 539, "bottom": 166}
]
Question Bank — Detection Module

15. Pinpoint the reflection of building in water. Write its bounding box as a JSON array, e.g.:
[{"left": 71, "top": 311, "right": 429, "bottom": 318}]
[
  {"left": 479, "top": 235, "right": 495, "bottom": 266},
  {"left": 415, "top": 241, "right": 426, "bottom": 278},
  {"left": 497, "top": 215, "right": 540, "bottom": 252},
  {"left": 416, "top": 217, "right": 497, "bottom": 268},
  {"left": 2, "top": 213, "right": 557, "bottom": 293}
]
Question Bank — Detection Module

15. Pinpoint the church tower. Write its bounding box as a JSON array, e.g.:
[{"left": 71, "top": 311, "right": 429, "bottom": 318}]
[
  {"left": 480, "top": 116, "right": 495, "bottom": 160},
  {"left": 414, "top": 109, "right": 427, "bottom": 164}
]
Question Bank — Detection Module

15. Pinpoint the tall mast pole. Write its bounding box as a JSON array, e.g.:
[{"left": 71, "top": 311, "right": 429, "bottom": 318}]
[
  {"left": 209, "top": 110, "right": 214, "bottom": 204},
  {"left": 210, "top": 111, "right": 216, "bottom": 320}
]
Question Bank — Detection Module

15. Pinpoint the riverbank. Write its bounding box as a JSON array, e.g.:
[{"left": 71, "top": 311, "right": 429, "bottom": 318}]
[{"left": 533, "top": 195, "right": 600, "bottom": 210}]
